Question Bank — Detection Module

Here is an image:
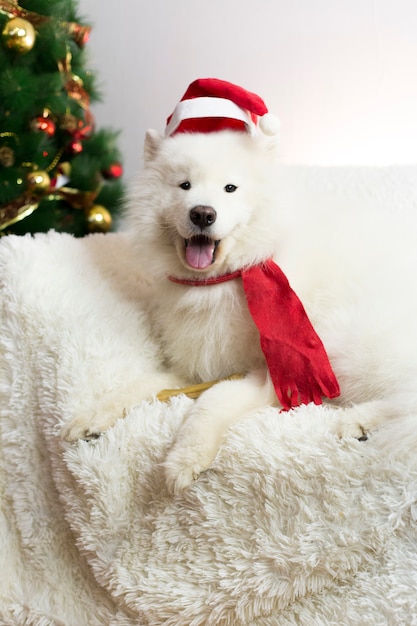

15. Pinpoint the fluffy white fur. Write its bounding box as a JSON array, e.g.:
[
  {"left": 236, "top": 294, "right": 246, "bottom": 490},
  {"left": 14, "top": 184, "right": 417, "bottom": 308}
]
[
  {"left": 2, "top": 173, "right": 417, "bottom": 622},
  {"left": 63, "top": 128, "right": 417, "bottom": 495}
]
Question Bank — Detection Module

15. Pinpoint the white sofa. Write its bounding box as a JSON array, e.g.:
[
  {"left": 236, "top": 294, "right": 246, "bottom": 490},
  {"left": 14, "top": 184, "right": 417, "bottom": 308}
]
[{"left": 1, "top": 166, "right": 417, "bottom": 625}]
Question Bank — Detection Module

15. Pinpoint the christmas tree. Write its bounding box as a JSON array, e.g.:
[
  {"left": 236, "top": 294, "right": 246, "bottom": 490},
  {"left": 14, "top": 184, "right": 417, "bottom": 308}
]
[{"left": 0, "top": 0, "right": 124, "bottom": 237}]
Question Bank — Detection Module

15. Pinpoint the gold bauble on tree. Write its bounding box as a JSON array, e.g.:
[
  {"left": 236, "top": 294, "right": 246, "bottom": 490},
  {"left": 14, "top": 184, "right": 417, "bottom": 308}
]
[
  {"left": 86, "top": 205, "right": 112, "bottom": 233},
  {"left": 1, "top": 17, "right": 36, "bottom": 54},
  {"left": 26, "top": 170, "right": 51, "bottom": 193}
]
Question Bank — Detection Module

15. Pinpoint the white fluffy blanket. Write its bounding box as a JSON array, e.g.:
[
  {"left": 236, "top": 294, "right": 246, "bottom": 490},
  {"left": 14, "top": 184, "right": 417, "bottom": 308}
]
[{"left": 1, "top": 167, "right": 417, "bottom": 625}]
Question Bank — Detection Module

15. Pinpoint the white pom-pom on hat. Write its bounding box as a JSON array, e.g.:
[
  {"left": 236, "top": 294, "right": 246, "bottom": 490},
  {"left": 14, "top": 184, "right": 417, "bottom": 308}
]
[{"left": 259, "top": 112, "right": 281, "bottom": 136}]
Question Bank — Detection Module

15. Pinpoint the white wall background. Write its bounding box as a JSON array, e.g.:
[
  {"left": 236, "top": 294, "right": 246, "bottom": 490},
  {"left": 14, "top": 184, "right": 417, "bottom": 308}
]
[{"left": 80, "top": 0, "right": 417, "bottom": 182}]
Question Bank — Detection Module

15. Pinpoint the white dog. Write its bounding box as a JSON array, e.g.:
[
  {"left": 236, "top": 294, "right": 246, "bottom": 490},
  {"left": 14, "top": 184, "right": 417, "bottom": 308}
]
[{"left": 64, "top": 79, "right": 417, "bottom": 495}]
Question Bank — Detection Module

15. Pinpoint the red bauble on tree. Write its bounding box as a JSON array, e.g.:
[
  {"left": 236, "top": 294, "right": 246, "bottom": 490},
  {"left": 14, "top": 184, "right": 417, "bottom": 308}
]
[
  {"left": 102, "top": 162, "right": 123, "bottom": 179},
  {"left": 30, "top": 112, "right": 56, "bottom": 137},
  {"left": 68, "top": 139, "right": 83, "bottom": 154}
]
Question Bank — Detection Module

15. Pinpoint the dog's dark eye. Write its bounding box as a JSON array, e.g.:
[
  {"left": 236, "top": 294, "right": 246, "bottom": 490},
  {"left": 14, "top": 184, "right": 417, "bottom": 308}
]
[
  {"left": 179, "top": 181, "right": 191, "bottom": 190},
  {"left": 224, "top": 184, "right": 238, "bottom": 193}
]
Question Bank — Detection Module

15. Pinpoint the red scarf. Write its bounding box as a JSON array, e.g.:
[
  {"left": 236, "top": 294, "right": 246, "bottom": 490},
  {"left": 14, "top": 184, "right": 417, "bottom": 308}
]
[{"left": 168, "top": 259, "right": 340, "bottom": 410}]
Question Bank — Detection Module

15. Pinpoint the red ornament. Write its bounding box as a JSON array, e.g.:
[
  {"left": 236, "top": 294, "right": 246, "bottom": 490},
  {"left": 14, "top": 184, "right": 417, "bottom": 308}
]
[
  {"left": 69, "top": 139, "right": 83, "bottom": 154},
  {"left": 60, "top": 110, "right": 94, "bottom": 138},
  {"left": 31, "top": 116, "right": 56, "bottom": 137},
  {"left": 102, "top": 162, "right": 123, "bottom": 179},
  {"left": 62, "top": 110, "right": 94, "bottom": 155}
]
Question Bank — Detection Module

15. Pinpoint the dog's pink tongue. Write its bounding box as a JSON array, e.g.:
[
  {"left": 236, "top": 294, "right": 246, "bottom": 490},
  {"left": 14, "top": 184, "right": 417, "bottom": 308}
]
[{"left": 185, "top": 238, "right": 215, "bottom": 269}]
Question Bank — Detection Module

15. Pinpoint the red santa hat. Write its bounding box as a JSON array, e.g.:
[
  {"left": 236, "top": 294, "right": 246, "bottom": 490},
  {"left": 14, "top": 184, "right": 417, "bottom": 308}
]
[{"left": 165, "top": 78, "right": 280, "bottom": 137}]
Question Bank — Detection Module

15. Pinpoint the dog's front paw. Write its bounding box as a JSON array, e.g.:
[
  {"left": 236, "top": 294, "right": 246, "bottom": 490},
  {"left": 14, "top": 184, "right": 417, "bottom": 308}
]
[
  {"left": 164, "top": 449, "right": 205, "bottom": 495},
  {"left": 61, "top": 418, "right": 102, "bottom": 442},
  {"left": 330, "top": 406, "right": 370, "bottom": 441},
  {"left": 164, "top": 437, "right": 218, "bottom": 495},
  {"left": 61, "top": 407, "right": 125, "bottom": 443}
]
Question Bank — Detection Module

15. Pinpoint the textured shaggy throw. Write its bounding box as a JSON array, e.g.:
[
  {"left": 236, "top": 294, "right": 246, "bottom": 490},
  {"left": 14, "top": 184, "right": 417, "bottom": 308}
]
[{"left": 1, "top": 167, "right": 417, "bottom": 625}]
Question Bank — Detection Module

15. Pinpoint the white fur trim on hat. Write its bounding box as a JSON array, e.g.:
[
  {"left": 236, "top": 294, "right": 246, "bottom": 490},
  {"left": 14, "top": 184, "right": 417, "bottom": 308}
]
[{"left": 165, "top": 97, "right": 257, "bottom": 137}]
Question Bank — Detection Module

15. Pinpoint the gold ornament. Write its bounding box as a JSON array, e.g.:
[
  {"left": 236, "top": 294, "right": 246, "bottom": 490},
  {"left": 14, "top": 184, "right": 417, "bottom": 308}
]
[
  {"left": 57, "top": 161, "right": 71, "bottom": 178},
  {"left": 86, "top": 205, "right": 112, "bottom": 233},
  {"left": 2, "top": 17, "right": 36, "bottom": 54},
  {"left": 26, "top": 170, "right": 51, "bottom": 193}
]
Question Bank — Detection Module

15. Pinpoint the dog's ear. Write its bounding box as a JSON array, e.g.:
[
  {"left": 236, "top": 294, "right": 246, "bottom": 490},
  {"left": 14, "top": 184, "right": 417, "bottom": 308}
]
[{"left": 144, "top": 129, "right": 163, "bottom": 163}]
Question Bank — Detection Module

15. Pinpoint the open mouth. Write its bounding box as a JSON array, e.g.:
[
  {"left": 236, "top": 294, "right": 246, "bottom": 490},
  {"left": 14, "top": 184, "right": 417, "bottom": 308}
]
[{"left": 184, "top": 235, "right": 220, "bottom": 270}]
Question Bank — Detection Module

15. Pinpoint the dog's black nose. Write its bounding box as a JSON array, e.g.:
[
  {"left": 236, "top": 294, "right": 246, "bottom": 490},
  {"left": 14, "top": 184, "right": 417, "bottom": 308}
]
[{"left": 189, "top": 205, "right": 217, "bottom": 229}]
